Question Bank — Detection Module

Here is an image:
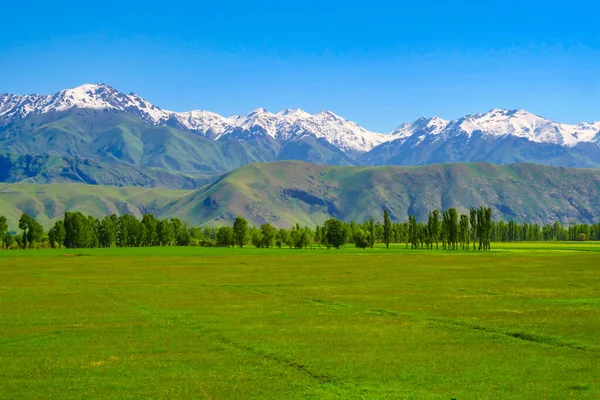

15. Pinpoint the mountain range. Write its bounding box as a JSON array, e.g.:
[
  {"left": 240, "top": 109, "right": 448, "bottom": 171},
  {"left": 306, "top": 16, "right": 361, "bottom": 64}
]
[
  {"left": 1, "top": 84, "right": 599, "bottom": 189},
  {"left": 2, "top": 161, "right": 599, "bottom": 229}
]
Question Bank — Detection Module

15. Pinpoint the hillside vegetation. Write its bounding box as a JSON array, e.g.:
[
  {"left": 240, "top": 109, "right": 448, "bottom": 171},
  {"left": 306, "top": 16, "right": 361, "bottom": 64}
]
[
  {"left": 2, "top": 161, "right": 599, "bottom": 229},
  {"left": 0, "top": 182, "right": 191, "bottom": 228},
  {"left": 146, "top": 161, "right": 600, "bottom": 227}
]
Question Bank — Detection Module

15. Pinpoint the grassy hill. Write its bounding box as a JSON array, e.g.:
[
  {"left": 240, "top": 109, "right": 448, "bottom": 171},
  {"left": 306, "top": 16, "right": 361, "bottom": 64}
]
[
  {"left": 162, "top": 161, "right": 600, "bottom": 227},
  {"left": 0, "top": 182, "right": 191, "bottom": 228},
  {"left": 1, "top": 161, "right": 599, "bottom": 229}
]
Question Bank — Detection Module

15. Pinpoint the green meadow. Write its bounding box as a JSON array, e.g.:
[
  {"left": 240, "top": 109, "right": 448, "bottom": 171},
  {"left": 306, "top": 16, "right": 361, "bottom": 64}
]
[{"left": 1, "top": 243, "right": 599, "bottom": 399}]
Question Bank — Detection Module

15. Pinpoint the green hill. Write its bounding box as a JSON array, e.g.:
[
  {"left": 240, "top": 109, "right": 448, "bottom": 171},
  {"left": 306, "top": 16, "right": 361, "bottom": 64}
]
[
  {"left": 0, "top": 182, "right": 191, "bottom": 229},
  {"left": 1, "top": 161, "right": 599, "bottom": 229},
  {"left": 162, "top": 161, "right": 600, "bottom": 227}
]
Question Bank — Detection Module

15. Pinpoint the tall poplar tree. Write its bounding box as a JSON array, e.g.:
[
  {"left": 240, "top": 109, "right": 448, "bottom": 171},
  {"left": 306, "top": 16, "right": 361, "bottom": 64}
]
[
  {"left": 0, "top": 216, "right": 7, "bottom": 249},
  {"left": 470, "top": 208, "right": 477, "bottom": 250},
  {"left": 232, "top": 216, "right": 249, "bottom": 247},
  {"left": 383, "top": 209, "right": 392, "bottom": 249},
  {"left": 368, "top": 218, "right": 376, "bottom": 249}
]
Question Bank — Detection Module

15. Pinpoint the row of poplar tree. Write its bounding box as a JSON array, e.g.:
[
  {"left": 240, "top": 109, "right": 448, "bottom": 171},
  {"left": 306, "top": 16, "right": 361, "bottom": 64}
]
[{"left": 0, "top": 207, "right": 598, "bottom": 250}]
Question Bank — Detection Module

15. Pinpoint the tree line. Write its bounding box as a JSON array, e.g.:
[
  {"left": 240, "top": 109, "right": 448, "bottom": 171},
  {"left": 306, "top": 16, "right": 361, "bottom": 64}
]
[{"left": 0, "top": 207, "right": 599, "bottom": 250}]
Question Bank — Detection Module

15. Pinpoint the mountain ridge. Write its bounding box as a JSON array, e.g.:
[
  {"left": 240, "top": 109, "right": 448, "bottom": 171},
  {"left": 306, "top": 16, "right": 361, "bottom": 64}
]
[
  {"left": 2, "top": 83, "right": 599, "bottom": 151},
  {"left": 2, "top": 161, "right": 599, "bottom": 229},
  {"left": 1, "top": 83, "right": 599, "bottom": 188}
]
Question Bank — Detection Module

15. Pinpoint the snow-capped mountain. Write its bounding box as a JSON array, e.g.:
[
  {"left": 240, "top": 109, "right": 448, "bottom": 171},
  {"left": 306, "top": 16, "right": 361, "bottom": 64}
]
[
  {"left": 0, "top": 84, "right": 388, "bottom": 153},
  {"left": 1, "top": 84, "right": 600, "bottom": 174},
  {"left": 0, "top": 84, "right": 167, "bottom": 125},
  {"left": 390, "top": 116, "right": 449, "bottom": 139},
  {"left": 385, "top": 109, "right": 600, "bottom": 148},
  {"left": 2, "top": 84, "right": 599, "bottom": 153},
  {"left": 221, "top": 108, "right": 387, "bottom": 153},
  {"left": 363, "top": 109, "right": 600, "bottom": 168},
  {"left": 444, "top": 109, "right": 600, "bottom": 147}
]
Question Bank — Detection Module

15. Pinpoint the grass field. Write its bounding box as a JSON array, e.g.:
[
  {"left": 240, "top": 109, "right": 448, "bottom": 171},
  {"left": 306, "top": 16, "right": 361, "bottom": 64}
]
[{"left": 1, "top": 243, "right": 599, "bottom": 399}]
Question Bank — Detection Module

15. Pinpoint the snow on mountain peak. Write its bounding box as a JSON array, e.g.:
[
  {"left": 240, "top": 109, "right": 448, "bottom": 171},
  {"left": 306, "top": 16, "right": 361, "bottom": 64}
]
[
  {"left": 453, "top": 108, "right": 600, "bottom": 146},
  {"left": 277, "top": 108, "right": 311, "bottom": 118},
  {"left": 390, "top": 116, "right": 449, "bottom": 139},
  {"left": 2, "top": 84, "right": 599, "bottom": 152},
  {"left": 0, "top": 83, "right": 170, "bottom": 125},
  {"left": 249, "top": 107, "right": 268, "bottom": 114}
]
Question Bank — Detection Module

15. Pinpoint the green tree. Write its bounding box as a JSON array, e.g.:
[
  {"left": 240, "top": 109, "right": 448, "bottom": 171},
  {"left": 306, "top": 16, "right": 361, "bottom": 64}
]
[
  {"left": 289, "top": 224, "right": 305, "bottom": 249},
  {"left": 169, "top": 218, "right": 183, "bottom": 246},
  {"left": 216, "top": 226, "right": 234, "bottom": 247},
  {"left": 87, "top": 216, "right": 100, "bottom": 248},
  {"left": 383, "top": 209, "right": 392, "bottom": 249},
  {"left": 157, "top": 219, "right": 174, "bottom": 246},
  {"left": 323, "top": 219, "right": 346, "bottom": 249},
  {"left": 0, "top": 216, "right": 7, "bottom": 249},
  {"left": 48, "top": 220, "right": 66, "bottom": 248},
  {"left": 141, "top": 214, "right": 158, "bottom": 246},
  {"left": 477, "top": 208, "right": 484, "bottom": 250},
  {"left": 4, "top": 233, "right": 15, "bottom": 249},
  {"left": 314, "top": 225, "right": 322, "bottom": 247},
  {"left": 470, "top": 208, "right": 478, "bottom": 250},
  {"left": 417, "top": 222, "right": 427, "bottom": 249},
  {"left": 190, "top": 226, "right": 204, "bottom": 241},
  {"left": 428, "top": 210, "right": 440, "bottom": 250},
  {"left": 367, "top": 218, "right": 376, "bottom": 248},
  {"left": 459, "top": 214, "right": 470, "bottom": 250},
  {"left": 24, "top": 216, "right": 43, "bottom": 248},
  {"left": 232, "top": 216, "right": 249, "bottom": 247},
  {"left": 64, "top": 212, "right": 95, "bottom": 248},
  {"left": 18, "top": 213, "right": 31, "bottom": 248},
  {"left": 354, "top": 229, "right": 368, "bottom": 248},
  {"left": 249, "top": 227, "right": 262, "bottom": 248},
  {"left": 375, "top": 221, "right": 384, "bottom": 243},
  {"left": 483, "top": 207, "right": 492, "bottom": 250},
  {"left": 408, "top": 215, "right": 418, "bottom": 249},
  {"left": 443, "top": 209, "right": 459, "bottom": 250},
  {"left": 260, "top": 223, "right": 277, "bottom": 248},
  {"left": 177, "top": 222, "right": 192, "bottom": 246},
  {"left": 276, "top": 228, "right": 290, "bottom": 248},
  {"left": 99, "top": 216, "right": 117, "bottom": 248}
]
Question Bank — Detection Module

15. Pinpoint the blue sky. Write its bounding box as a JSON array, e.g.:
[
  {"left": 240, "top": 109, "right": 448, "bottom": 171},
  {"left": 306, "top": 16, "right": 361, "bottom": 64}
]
[{"left": 1, "top": 0, "right": 599, "bottom": 132}]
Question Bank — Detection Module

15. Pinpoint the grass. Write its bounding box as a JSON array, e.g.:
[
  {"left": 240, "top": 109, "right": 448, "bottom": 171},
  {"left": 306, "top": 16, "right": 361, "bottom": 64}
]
[{"left": 1, "top": 243, "right": 599, "bottom": 399}]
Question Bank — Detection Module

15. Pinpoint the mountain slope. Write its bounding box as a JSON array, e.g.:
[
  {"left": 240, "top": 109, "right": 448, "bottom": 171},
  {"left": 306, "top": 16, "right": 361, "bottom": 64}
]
[
  {"left": 2, "top": 84, "right": 600, "bottom": 181},
  {"left": 0, "top": 182, "right": 192, "bottom": 229},
  {"left": 0, "top": 109, "right": 269, "bottom": 174},
  {"left": 364, "top": 110, "right": 600, "bottom": 167},
  {"left": 361, "top": 133, "right": 600, "bottom": 168},
  {"left": 0, "top": 153, "right": 218, "bottom": 189},
  {"left": 2, "top": 162, "right": 599, "bottom": 229},
  {"left": 0, "top": 84, "right": 387, "bottom": 154},
  {"left": 161, "top": 161, "right": 600, "bottom": 227}
]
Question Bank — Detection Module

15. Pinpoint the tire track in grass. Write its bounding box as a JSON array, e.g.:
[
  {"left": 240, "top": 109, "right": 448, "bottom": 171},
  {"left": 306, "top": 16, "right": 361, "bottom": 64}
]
[
  {"left": 34, "top": 270, "right": 342, "bottom": 390},
  {"left": 224, "top": 284, "right": 283, "bottom": 297},
  {"left": 429, "top": 316, "right": 593, "bottom": 351},
  {"left": 365, "top": 308, "right": 595, "bottom": 352},
  {"left": 216, "top": 335, "right": 334, "bottom": 384},
  {"left": 223, "top": 283, "right": 352, "bottom": 309},
  {"left": 224, "top": 284, "right": 596, "bottom": 352}
]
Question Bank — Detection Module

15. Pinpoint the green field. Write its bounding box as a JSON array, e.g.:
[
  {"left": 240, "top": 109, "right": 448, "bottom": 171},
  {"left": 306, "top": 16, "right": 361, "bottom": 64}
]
[{"left": 1, "top": 243, "right": 599, "bottom": 399}]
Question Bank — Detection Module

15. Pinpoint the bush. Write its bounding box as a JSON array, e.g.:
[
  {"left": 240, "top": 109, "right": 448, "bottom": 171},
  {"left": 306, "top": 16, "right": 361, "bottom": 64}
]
[{"left": 354, "top": 229, "right": 369, "bottom": 249}]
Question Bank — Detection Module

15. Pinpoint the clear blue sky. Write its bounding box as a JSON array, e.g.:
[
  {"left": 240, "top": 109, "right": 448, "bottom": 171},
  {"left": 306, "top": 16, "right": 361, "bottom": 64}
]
[{"left": 1, "top": 0, "right": 599, "bottom": 132}]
